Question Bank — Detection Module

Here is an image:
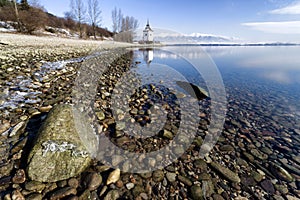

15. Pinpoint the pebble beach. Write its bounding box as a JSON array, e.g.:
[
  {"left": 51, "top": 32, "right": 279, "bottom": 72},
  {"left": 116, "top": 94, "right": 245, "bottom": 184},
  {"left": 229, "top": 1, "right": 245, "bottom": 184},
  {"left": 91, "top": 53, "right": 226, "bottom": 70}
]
[{"left": 0, "top": 33, "right": 300, "bottom": 200}]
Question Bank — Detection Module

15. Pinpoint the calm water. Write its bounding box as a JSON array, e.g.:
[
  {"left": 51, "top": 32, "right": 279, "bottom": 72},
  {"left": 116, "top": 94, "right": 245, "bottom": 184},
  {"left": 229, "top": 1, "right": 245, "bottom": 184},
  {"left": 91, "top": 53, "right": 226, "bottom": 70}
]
[{"left": 133, "top": 45, "right": 300, "bottom": 146}]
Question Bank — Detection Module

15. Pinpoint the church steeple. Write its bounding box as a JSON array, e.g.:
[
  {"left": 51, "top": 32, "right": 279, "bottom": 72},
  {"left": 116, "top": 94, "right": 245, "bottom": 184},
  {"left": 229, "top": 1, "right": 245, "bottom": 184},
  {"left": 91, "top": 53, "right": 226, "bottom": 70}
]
[{"left": 143, "top": 20, "right": 154, "bottom": 43}]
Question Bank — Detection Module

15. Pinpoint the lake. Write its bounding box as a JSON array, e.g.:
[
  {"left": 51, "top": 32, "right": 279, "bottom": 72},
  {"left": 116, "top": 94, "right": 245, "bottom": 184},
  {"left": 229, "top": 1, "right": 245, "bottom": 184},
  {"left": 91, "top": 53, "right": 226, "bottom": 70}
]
[{"left": 130, "top": 45, "right": 300, "bottom": 197}]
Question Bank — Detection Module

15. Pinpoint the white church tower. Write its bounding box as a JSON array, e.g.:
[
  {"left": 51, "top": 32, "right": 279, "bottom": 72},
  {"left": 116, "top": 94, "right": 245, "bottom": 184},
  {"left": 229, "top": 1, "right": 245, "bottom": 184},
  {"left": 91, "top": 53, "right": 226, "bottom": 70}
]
[{"left": 143, "top": 20, "right": 154, "bottom": 43}]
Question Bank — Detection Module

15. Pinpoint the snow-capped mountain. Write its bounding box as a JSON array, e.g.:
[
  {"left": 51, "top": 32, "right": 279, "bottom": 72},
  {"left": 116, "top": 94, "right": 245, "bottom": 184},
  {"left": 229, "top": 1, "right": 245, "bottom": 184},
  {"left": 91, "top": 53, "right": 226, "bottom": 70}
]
[
  {"left": 158, "top": 33, "right": 232, "bottom": 44},
  {"left": 135, "top": 28, "right": 237, "bottom": 44}
]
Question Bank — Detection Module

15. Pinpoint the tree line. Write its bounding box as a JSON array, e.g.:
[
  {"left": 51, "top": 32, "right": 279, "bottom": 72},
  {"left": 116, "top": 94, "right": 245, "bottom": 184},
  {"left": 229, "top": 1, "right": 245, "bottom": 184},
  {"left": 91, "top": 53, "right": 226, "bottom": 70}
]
[{"left": 0, "top": 0, "right": 139, "bottom": 41}]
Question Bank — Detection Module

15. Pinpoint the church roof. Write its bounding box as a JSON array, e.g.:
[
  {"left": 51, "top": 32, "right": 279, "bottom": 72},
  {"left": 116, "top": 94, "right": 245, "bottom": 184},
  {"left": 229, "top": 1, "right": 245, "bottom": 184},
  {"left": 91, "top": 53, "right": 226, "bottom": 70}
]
[{"left": 144, "top": 20, "right": 153, "bottom": 31}]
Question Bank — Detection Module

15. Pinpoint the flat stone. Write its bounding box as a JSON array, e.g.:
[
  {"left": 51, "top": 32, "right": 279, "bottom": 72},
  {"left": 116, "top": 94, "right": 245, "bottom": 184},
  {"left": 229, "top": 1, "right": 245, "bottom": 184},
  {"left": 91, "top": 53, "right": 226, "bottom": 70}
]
[
  {"left": 166, "top": 172, "right": 176, "bottom": 182},
  {"left": 210, "top": 161, "right": 240, "bottom": 183},
  {"left": 250, "top": 149, "right": 268, "bottom": 160},
  {"left": 49, "top": 187, "right": 76, "bottom": 200},
  {"left": 270, "top": 164, "right": 294, "bottom": 182},
  {"left": 260, "top": 179, "right": 275, "bottom": 194},
  {"left": 26, "top": 193, "right": 43, "bottom": 200},
  {"left": 26, "top": 104, "right": 93, "bottom": 182},
  {"left": 219, "top": 145, "right": 234, "bottom": 152},
  {"left": 25, "top": 181, "right": 46, "bottom": 193},
  {"left": 178, "top": 175, "right": 192, "bottom": 186}
]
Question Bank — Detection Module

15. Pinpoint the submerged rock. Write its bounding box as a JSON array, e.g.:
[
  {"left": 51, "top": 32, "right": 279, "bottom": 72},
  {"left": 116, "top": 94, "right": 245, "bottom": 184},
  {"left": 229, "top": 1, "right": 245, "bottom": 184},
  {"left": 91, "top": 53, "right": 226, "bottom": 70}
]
[
  {"left": 270, "top": 163, "right": 294, "bottom": 182},
  {"left": 210, "top": 162, "right": 240, "bottom": 183},
  {"left": 176, "top": 81, "right": 209, "bottom": 101},
  {"left": 26, "top": 104, "right": 93, "bottom": 182}
]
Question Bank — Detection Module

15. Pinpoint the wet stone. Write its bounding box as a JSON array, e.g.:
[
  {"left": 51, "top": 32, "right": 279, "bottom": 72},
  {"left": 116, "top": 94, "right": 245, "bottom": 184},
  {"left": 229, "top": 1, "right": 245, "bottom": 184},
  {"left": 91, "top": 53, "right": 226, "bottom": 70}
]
[
  {"left": 178, "top": 175, "right": 192, "bottom": 186},
  {"left": 190, "top": 185, "right": 204, "bottom": 200},
  {"left": 241, "top": 176, "right": 256, "bottom": 187},
  {"left": 198, "top": 173, "right": 211, "bottom": 181},
  {"left": 260, "top": 179, "right": 275, "bottom": 194},
  {"left": 152, "top": 170, "right": 164, "bottom": 182},
  {"left": 250, "top": 149, "right": 268, "bottom": 160},
  {"left": 210, "top": 162, "right": 240, "bottom": 183},
  {"left": 270, "top": 164, "right": 294, "bottom": 182},
  {"left": 166, "top": 172, "right": 176, "bottom": 183},
  {"left": 194, "top": 159, "right": 207, "bottom": 171},
  {"left": 243, "top": 152, "right": 255, "bottom": 162},
  {"left": 219, "top": 145, "right": 234, "bottom": 152},
  {"left": 251, "top": 171, "right": 264, "bottom": 182},
  {"left": 49, "top": 186, "right": 76, "bottom": 200},
  {"left": 275, "top": 184, "right": 289, "bottom": 194}
]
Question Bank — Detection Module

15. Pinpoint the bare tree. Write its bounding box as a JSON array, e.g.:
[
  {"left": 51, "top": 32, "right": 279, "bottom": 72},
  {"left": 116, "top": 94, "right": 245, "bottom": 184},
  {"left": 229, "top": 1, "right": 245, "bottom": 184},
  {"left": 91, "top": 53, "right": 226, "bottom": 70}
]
[
  {"left": 121, "top": 16, "right": 138, "bottom": 32},
  {"left": 114, "top": 15, "right": 138, "bottom": 43},
  {"left": 87, "top": 0, "right": 101, "bottom": 39},
  {"left": 70, "top": 0, "right": 86, "bottom": 38},
  {"left": 111, "top": 7, "right": 123, "bottom": 33},
  {"left": 111, "top": 7, "right": 117, "bottom": 33},
  {"left": 12, "top": 0, "right": 22, "bottom": 31}
]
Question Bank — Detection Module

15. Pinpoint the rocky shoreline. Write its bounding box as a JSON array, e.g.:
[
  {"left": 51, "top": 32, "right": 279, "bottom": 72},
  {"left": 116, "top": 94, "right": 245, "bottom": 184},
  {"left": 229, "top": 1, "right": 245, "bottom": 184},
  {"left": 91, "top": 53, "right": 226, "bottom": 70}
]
[{"left": 1, "top": 34, "right": 300, "bottom": 200}]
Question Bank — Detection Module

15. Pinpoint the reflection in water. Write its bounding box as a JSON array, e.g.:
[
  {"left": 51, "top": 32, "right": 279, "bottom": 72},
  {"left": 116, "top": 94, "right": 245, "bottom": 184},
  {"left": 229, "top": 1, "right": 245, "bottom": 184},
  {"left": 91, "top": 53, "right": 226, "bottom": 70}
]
[{"left": 139, "top": 48, "right": 154, "bottom": 64}]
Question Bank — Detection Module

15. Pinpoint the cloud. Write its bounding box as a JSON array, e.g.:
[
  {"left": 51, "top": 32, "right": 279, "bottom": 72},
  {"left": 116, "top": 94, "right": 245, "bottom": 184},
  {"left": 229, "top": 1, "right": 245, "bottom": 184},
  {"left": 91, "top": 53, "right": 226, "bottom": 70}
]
[
  {"left": 242, "top": 21, "right": 300, "bottom": 34},
  {"left": 269, "top": 1, "right": 300, "bottom": 14}
]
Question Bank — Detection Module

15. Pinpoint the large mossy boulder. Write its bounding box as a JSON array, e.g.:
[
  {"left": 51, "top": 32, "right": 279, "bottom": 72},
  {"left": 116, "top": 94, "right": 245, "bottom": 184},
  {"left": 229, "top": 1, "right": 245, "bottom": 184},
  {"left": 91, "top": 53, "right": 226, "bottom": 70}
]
[{"left": 27, "top": 104, "right": 94, "bottom": 182}]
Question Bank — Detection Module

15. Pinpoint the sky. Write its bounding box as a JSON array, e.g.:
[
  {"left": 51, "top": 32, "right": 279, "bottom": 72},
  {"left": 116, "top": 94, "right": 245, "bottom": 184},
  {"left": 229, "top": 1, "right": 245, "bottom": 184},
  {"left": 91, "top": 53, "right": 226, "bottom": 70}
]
[{"left": 38, "top": 0, "right": 300, "bottom": 42}]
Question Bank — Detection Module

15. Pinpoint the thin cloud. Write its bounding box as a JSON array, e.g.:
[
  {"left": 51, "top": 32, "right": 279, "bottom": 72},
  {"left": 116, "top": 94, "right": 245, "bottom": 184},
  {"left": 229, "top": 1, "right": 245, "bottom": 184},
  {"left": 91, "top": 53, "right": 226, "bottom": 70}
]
[
  {"left": 269, "top": 1, "right": 300, "bottom": 14},
  {"left": 242, "top": 21, "right": 300, "bottom": 34}
]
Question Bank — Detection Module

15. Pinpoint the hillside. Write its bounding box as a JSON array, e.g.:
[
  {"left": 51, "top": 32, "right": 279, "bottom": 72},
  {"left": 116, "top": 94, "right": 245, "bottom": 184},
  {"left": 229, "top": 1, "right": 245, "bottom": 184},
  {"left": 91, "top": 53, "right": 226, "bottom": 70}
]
[{"left": 0, "top": 1, "right": 113, "bottom": 39}]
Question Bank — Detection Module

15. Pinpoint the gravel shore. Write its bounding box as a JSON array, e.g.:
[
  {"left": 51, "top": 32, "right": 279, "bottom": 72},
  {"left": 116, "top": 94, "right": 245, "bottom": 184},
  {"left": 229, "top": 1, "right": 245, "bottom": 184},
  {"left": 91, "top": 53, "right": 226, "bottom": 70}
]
[{"left": 1, "top": 33, "right": 299, "bottom": 200}]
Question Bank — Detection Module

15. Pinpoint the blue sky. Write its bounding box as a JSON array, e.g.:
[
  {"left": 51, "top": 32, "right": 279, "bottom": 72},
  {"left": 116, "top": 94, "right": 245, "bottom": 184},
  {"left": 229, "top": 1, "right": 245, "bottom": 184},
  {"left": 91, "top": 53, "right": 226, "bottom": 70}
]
[{"left": 39, "top": 0, "right": 300, "bottom": 42}]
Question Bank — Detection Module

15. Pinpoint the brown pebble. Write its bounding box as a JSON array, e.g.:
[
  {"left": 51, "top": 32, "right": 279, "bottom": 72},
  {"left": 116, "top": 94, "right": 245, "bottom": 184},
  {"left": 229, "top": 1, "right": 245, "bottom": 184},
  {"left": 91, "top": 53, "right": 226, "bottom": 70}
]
[
  {"left": 12, "top": 169, "right": 26, "bottom": 184},
  {"left": 115, "top": 180, "right": 124, "bottom": 188},
  {"left": 68, "top": 178, "right": 79, "bottom": 188}
]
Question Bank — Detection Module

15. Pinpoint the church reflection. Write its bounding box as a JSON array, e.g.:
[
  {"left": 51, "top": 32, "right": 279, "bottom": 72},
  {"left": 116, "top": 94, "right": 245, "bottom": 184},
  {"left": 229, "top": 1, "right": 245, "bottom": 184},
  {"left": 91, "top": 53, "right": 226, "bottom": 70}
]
[{"left": 139, "top": 48, "right": 153, "bottom": 64}]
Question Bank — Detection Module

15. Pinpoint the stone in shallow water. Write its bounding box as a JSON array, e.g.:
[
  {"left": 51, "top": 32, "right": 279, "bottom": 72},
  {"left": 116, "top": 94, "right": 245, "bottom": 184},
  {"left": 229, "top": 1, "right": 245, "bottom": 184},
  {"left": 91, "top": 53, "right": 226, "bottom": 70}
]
[
  {"left": 270, "top": 164, "right": 294, "bottom": 183},
  {"left": 26, "top": 104, "right": 93, "bottom": 182},
  {"left": 210, "top": 162, "right": 240, "bottom": 183},
  {"left": 260, "top": 179, "right": 275, "bottom": 194},
  {"left": 190, "top": 185, "right": 204, "bottom": 200}
]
